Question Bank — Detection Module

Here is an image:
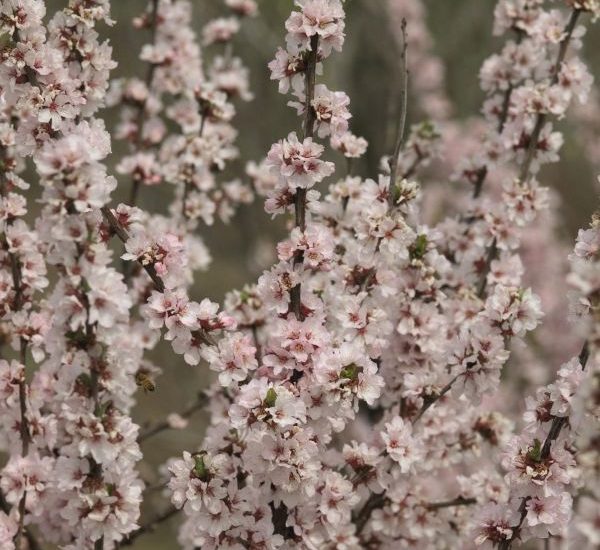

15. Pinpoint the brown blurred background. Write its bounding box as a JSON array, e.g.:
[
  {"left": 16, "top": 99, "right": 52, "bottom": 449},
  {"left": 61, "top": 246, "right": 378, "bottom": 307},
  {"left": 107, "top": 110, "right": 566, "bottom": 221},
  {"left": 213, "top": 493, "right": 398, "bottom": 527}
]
[{"left": 44, "top": 0, "right": 600, "bottom": 546}]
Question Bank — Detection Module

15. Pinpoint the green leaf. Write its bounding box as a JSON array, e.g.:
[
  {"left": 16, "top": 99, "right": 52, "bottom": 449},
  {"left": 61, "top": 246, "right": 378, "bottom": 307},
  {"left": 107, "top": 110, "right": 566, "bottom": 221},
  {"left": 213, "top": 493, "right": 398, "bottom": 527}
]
[
  {"left": 340, "top": 363, "right": 361, "bottom": 381},
  {"left": 94, "top": 401, "right": 110, "bottom": 418},
  {"left": 527, "top": 439, "right": 543, "bottom": 463},
  {"left": 264, "top": 387, "right": 277, "bottom": 408},
  {"left": 77, "top": 372, "right": 93, "bottom": 389},
  {"left": 193, "top": 454, "right": 209, "bottom": 480},
  {"left": 410, "top": 235, "right": 428, "bottom": 260}
]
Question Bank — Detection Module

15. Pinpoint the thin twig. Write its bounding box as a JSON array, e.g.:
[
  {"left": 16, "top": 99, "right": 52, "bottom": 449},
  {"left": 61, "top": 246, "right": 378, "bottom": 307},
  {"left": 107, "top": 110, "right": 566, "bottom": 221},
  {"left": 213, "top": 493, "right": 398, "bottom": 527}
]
[
  {"left": 471, "top": 29, "right": 524, "bottom": 200},
  {"left": 138, "top": 394, "right": 207, "bottom": 443},
  {"left": 476, "top": 238, "right": 498, "bottom": 300},
  {"left": 121, "top": 505, "right": 180, "bottom": 546},
  {"left": 425, "top": 496, "right": 477, "bottom": 510},
  {"left": 129, "top": 0, "right": 161, "bottom": 207},
  {"left": 354, "top": 493, "right": 388, "bottom": 534},
  {"left": 540, "top": 341, "right": 589, "bottom": 459},
  {"left": 412, "top": 372, "right": 461, "bottom": 425},
  {"left": 518, "top": 9, "right": 581, "bottom": 183},
  {"left": 388, "top": 18, "right": 409, "bottom": 207},
  {"left": 182, "top": 115, "right": 206, "bottom": 219}
]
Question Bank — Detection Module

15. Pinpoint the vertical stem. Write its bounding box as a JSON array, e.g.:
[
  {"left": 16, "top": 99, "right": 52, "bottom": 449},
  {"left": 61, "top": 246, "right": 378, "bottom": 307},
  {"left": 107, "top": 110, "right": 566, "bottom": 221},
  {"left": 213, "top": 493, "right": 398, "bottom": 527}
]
[
  {"left": 476, "top": 9, "right": 582, "bottom": 301},
  {"left": 290, "top": 35, "right": 319, "bottom": 321},
  {"left": 518, "top": 9, "right": 580, "bottom": 183},
  {"left": 388, "top": 18, "right": 408, "bottom": 207},
  {"left": 129, "top": 0, "right": 161, "bottom": 207},
  {"left": 182, "top": 115, "right": 206, "bottom": 219},
  {"left": 1, "top": 151, "right": 31, "bottom": 548}
]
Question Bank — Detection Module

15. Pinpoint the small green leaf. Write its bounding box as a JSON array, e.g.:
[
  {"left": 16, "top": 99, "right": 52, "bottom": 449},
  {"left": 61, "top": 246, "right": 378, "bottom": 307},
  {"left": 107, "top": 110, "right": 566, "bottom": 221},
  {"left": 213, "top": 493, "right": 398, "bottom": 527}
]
[
  {"left": 264, "top": 387, "right": 277, "bottom": 408},
  {"left": 193, "top": 454, "right": 209, "bottom": 480},
  {"left": 416, "top": 120, "right": 440, "bottom": 141},
  {"left": 94, "top": 401, "right": 110, "bottom": 418},
  {"left": 410, "top": 235, "right": 428, "bottom": 260},
  {"left": 77, "top": 372, "right": 93, "bottom": 388},
  {"left": 81, "top": 278, "right": 92, "bottom": 293},
  {"left": 527, "top": 439, "right": 543, "bottom": 463},
  {"left": 340, "top": 363, "right": 361, "bottom": 381}
]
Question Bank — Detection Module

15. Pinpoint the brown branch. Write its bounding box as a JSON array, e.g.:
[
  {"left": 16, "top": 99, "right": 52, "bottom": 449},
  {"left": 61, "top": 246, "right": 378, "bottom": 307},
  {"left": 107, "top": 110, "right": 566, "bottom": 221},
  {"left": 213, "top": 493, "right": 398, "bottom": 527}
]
[
  {"left": 518, "top": 9, "right": 581, "bottom": 182},
  {"left": 138, "top": 394, "right": 207, "bottom": 443},
  {"left": 1, "top": 157, "right": 32, "bottom": 549},
  {"left": 472, "top": 10, "right": 582, "bottom": 307},
  {"left": 388, "top": 18, "right": 409, "bottom": 207},
  {"left": 121, "top": 505, "right": 180, "bottom": 546},
  {"left": 412, "top": 372, "right": 462, "bottom": 425},
  {"left": 354, "top": 493, "right": 388, "bottom": 535},
  {"left": 425, "top": 496, "right": 477, "bottom": 510},
  {"left": 499, "top": 497, "right": 528, "bottom": 550},
  {"left": 471, "top": 29, "right": 524, "bottom": 200},
  {"left": 101, "top": 206, "right": 216, "bottom": 346},
  {"left": 499, "top": 341, "right": 589, "bottom": 550},
  {"left": 0, "top": 490, "right": 41, "bottom": 550},
  {"left": 540, "top": 341, "right": 589, "bottom": 459},
  {"left": 129, "top": 0, "right": 161, "bottom": 207},
  {"left": 289, "top": 34, "right": 319, "bottom": 322},
  {"left": 476, "top": 237, "right": 498, "bottom": 300}
]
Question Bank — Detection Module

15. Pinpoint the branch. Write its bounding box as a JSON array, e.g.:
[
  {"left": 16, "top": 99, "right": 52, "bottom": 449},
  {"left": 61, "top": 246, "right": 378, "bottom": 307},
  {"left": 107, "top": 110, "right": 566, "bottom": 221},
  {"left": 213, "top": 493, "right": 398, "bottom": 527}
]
[
  {"left": 388, "top": 18, "right": 409, "bottom": 207},
  {"left": 354, "top": 492, "right": 388, "bottom": 535},
  {"left": 100, "top": 206, "right": 216, "bottom": 346},
  {"left": 138, "top": 394, "right": 207, "bottom": 443},
  {"left": 518, "top": 9, "right": 581, "bottom": 183},
  {"left": 471, "top": 30, "right": 524, "bottom": 200},
  {"left": 290, "top": 34, "right": 319, "bottom": 322},
  {"left": 121, "top": 505, "right": 180, "bottom": 546},
  {"left": 476, "top": 238, "right": 498, "bottom": 300},
  {"left": 1, "top": 159, "right": 32, "bottom": 549},
  {"left": 540, "top": 341, "right": 589, "bottom": 459},
  {"left": 472, "top": 10, "right": 582, "bottom": 308},
  {"left": 425, "top": 496, "right": 477, "bottom": 510},
  {"left": 0, "top": 489, "right": 41, "bottom": 550},
  {"left": 499, "top": 341, "right": 589, "bottom": 550},
  {"left": 129, "top": 0, "right": 160, "bottom": 207},
  {"left": 412, "top": 372, "right": 462, "bottom": 425}
]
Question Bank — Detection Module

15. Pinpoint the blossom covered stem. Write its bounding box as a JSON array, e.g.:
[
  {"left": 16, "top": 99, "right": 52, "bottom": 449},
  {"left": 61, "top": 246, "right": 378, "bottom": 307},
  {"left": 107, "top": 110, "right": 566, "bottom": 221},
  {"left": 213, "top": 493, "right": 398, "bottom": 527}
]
[
  {"left": 0, "top": 490, "right": 40, "bottom": 550},
  {"left": 102, "top": 206, "right": 166, "bottom": 292},
  {"left": 129, "top": 0, "right": 161, "bottom": 207},
  {"left": 290, "top": 34, "right": 319, "bottom": 320},
  {"left": 475, "top": 9, "right": 583, "bottom": 300},
  {"left": 101, "top": 206, "right": 216, "bottom": 345},
  {"left": 471, "top": 30, "right": 524, "bottom": 199},
  {"left": 539, "top": 340, "right": 589, "bottom": 459},
  {"left": 1, "top": 163, "right": 31, "bottom": 547},
  {"left": 518, "top": 9, "right": 581, "bottom": 182}
]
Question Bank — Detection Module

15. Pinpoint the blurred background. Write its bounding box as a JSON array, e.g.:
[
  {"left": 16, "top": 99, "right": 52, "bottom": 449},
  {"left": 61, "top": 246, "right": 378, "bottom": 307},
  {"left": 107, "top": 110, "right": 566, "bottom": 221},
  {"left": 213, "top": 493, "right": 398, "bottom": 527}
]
[{"left": 52, "top": 0, "right": 599, "bottom": 546}]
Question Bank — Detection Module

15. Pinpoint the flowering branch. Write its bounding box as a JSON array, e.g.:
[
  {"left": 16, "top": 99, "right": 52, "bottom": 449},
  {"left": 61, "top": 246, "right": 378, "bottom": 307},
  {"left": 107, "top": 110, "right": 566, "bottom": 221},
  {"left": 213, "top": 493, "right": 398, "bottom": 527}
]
[
  {"left": 290, "top": 34, "right": 319, "bottom": 321},
  {"left": 518, "top": 9, "right": 582, "bottom": 182},
  {"left": 129, "top": 0, "right": 160, "bottom": 207}
]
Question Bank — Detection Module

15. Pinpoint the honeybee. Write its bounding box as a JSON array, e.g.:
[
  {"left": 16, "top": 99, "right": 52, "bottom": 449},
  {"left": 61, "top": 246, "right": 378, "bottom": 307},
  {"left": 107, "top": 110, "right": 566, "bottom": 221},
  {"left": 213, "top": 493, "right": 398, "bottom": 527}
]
[{"left": 135, "top": 371, "right": 156, "bottom": 394}]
